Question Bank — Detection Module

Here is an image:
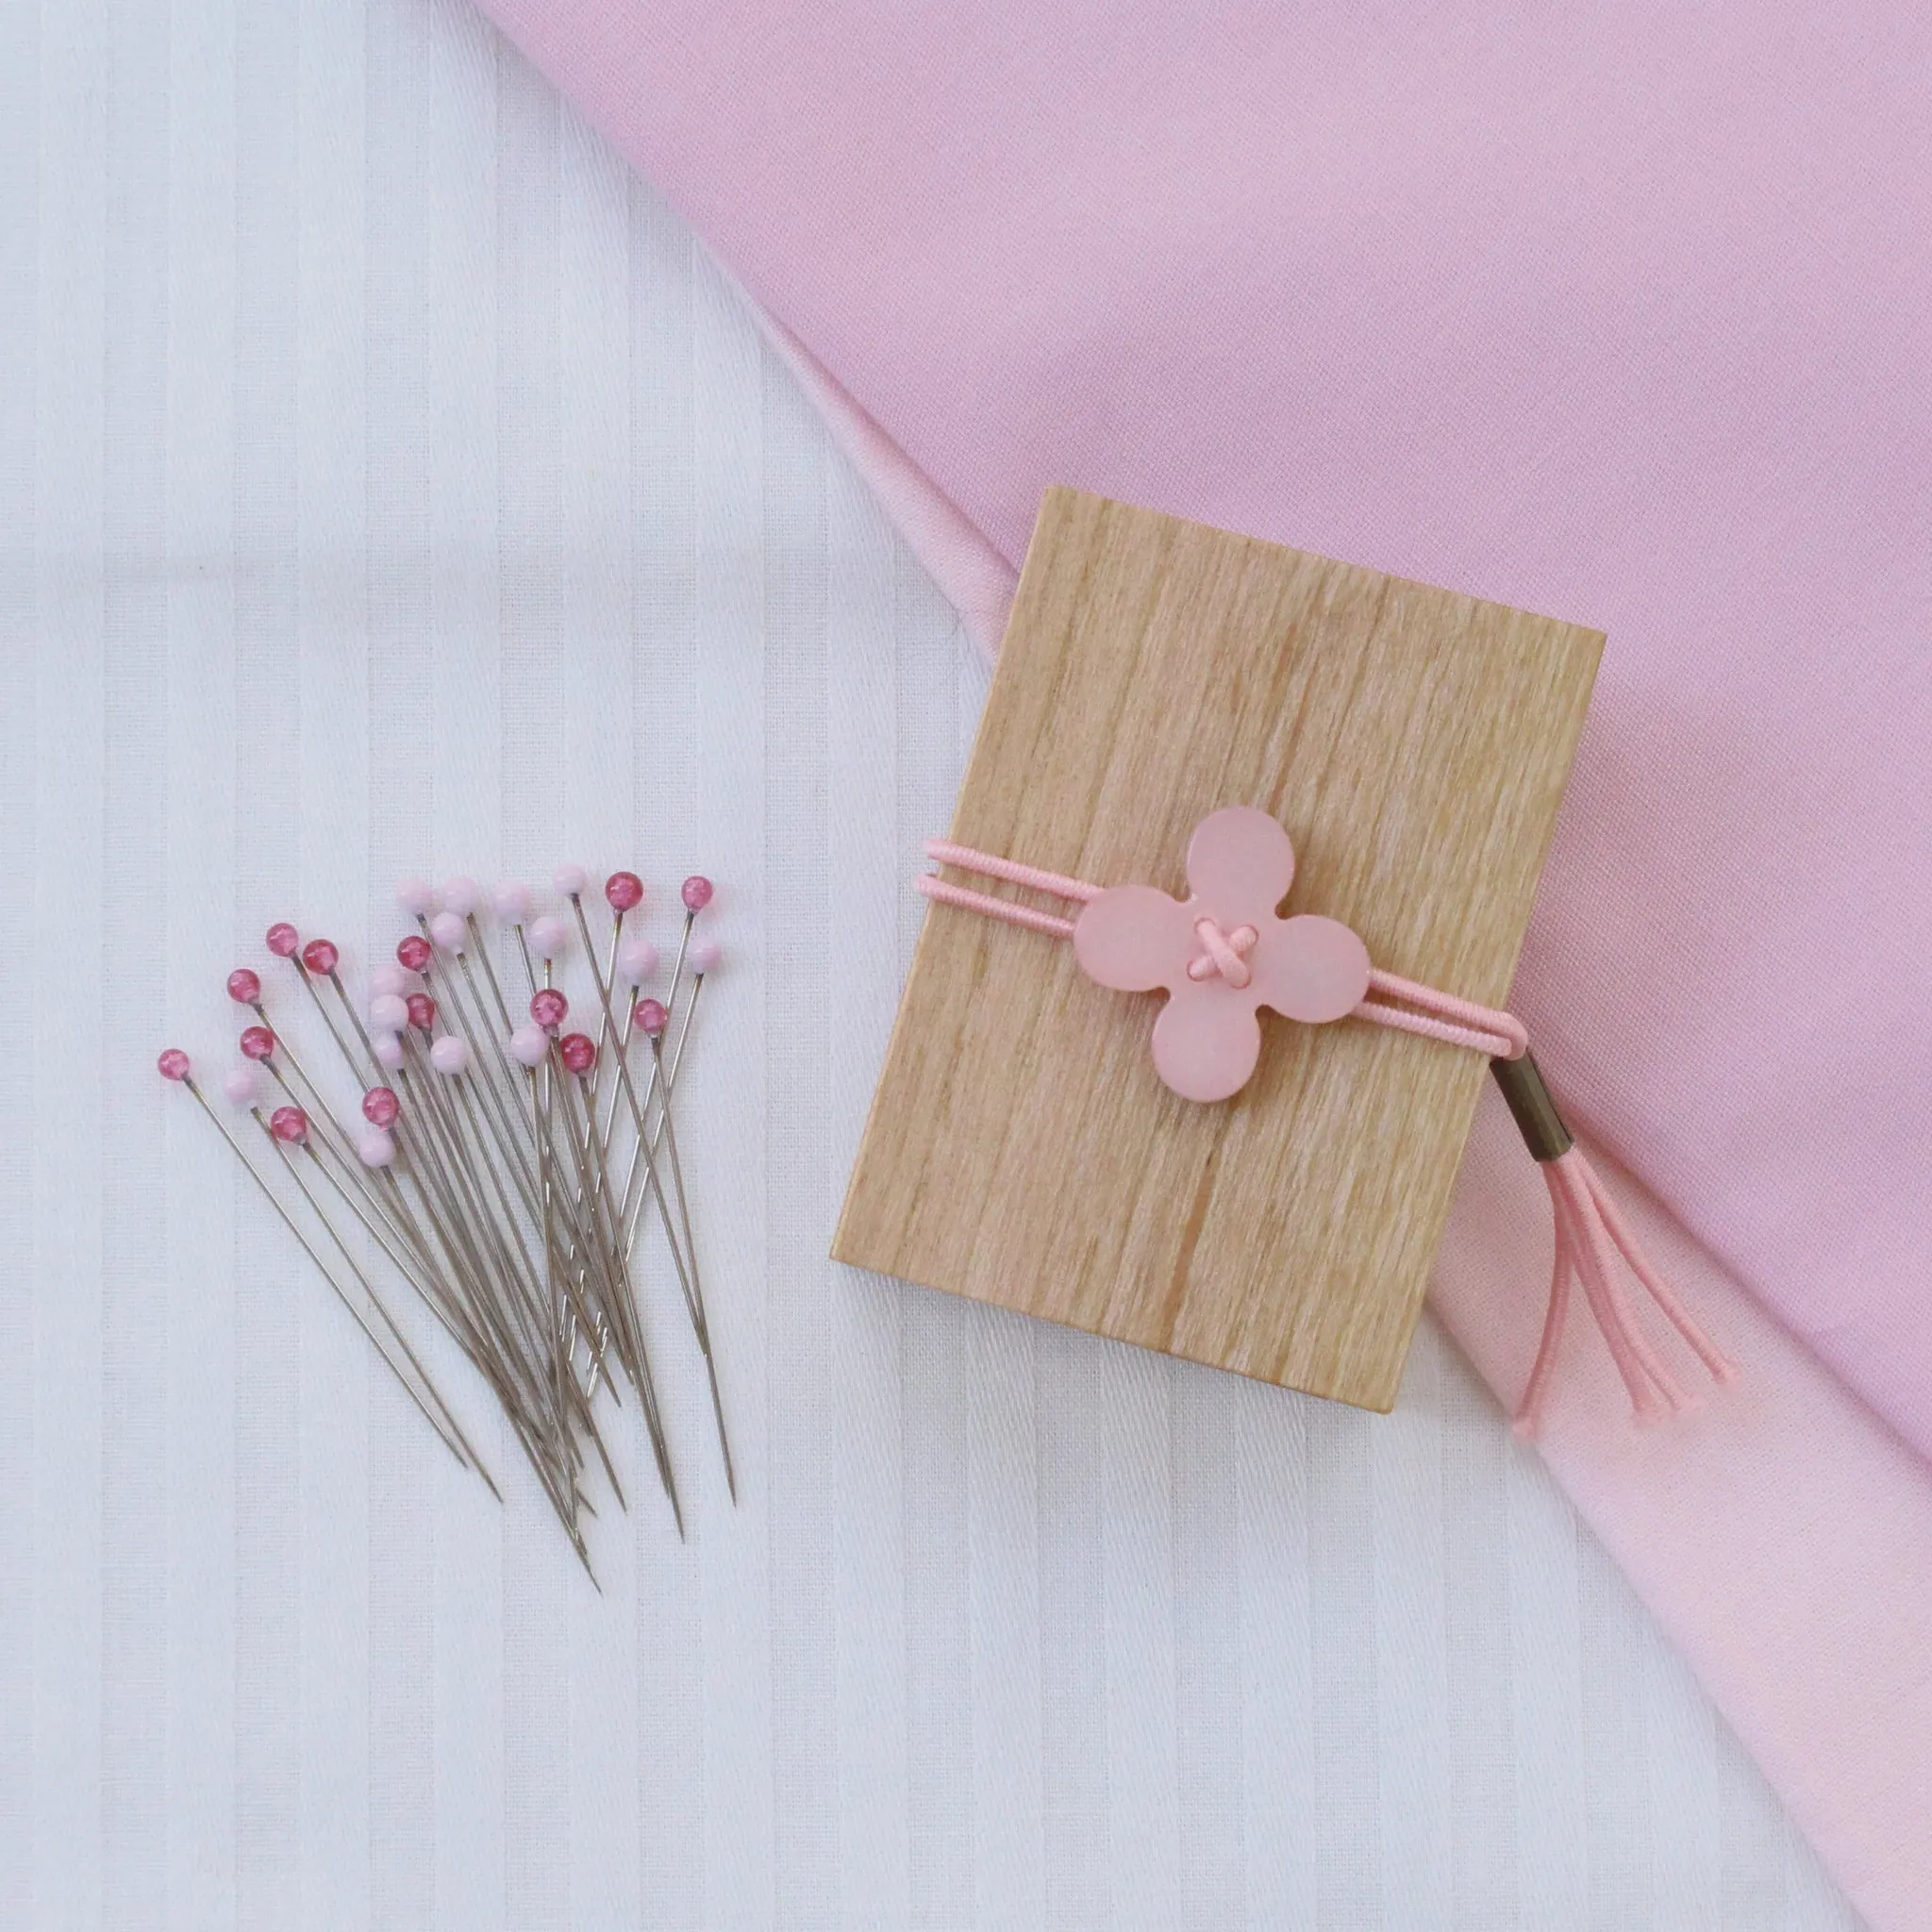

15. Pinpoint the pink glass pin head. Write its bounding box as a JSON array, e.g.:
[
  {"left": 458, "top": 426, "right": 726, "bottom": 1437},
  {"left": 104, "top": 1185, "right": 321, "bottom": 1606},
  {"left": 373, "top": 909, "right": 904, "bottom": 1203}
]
[
  {"left": 1072, "top": 807, "right": 1371, "bottom": 1103},
  {"left": 226, "top": 967, "right": 260, "bottom": 1006},
  {"left": 428, "top": 1036, "right": 470, "bottom": 1075},
  {"left": 605, "top": 871, "right": 644, "bottom": 912},
  {"left": 265, "top": 923, "right": 300, "bottom": 958}
]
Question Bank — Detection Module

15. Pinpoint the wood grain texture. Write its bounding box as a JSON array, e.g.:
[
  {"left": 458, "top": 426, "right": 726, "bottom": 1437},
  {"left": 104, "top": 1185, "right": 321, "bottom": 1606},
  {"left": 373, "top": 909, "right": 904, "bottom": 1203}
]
[{"left": 835, "top": 489, "right": 1602, "bottom": 1410}]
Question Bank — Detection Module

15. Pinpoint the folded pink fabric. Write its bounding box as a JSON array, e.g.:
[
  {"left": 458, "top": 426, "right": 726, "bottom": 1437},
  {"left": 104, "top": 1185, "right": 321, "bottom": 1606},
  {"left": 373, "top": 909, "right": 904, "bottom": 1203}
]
[{"left": 474, "top": 1, "right": 1932, "bottom": 1919}]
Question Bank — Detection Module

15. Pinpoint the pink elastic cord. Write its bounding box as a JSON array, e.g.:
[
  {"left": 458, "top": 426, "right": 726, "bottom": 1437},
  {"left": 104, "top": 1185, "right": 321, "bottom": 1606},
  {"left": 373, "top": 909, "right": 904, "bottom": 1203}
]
[
  {"left": 1355, "top": 969, "right": 1528, "bottom": 1060},
  {"left": 922, "top": 836, "right": 1735, "bottom": 1438},
  {"left": 1191, "top": 918, "right": 1257, "bottom": 988},
  {"left": 921, "top": 841, "right": 1527, "bottom": 1057},
  {"left": 916, "top": 872, "right": 1076, "bottom": 940},
  {"left": 924, "top": 840, "right": 1101, "bottom": 904}
]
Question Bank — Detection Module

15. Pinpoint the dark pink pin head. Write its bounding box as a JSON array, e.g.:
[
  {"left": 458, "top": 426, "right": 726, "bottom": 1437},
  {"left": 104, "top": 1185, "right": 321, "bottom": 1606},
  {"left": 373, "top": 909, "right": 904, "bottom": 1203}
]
[
  {"left": 226, "top": 967, "right": 261, "bottom": 1006},
  {"left": 605, "top": 870, "right": 644, "bottom": 912},
  {"left": 301, "top": 938, "right": 340, "bottom": 976},
  {"left": 406, "top": 992, "right": 437, "bottom": 1033},
  {"left": 634, "top": 997, "right": 669, "bottom": 1039},
  {"left": 529, "top": 988, "right": 568, "bottom": 1031},
  {"left": 157, "top": 1047, "right": 192, "bottom": 1081},
  {"left": 269, "top": 1105, "right": 308, "bottom": 1144},
  {"left": 558, "top": 1031, "right": 596, "bottom": 1075},
  {"left": 239, "top": 1024, "right": 275, "bottom": 1061},
  {"left": 362, "top": 1086, "right": 401, "bottom": 1128},
  {"left": 396, "top": 934, "right": 432, "bottom": 974},
  {"left": 680, "top": 874, "right": 713, "bottom": 912},
  {"left": 265, "top": 922, "right": 300, "bottom": 958}
]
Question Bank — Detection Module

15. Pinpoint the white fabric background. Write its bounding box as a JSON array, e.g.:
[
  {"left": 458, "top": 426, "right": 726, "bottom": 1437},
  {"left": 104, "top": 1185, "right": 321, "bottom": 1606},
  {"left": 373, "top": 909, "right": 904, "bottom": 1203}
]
[{"left": 0, "top": 0, "right": 1862, "bottom": 1925}]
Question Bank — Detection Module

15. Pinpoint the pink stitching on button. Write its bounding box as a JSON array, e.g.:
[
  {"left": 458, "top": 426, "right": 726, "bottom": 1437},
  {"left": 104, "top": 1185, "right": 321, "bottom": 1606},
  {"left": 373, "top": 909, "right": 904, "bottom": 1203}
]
[{"left": 1071, "top": 807, "right": 1372, "bottom": 1102}]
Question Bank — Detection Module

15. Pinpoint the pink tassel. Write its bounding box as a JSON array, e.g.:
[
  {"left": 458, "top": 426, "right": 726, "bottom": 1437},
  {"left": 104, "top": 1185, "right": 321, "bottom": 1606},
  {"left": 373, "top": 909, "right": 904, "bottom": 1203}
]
[
  {"left": 1493, "top": 1050, "right": 1736, "bottom": 1439},
  {"left": 1512, "top": 1146, "right": 1739, "bottom": 1439}
]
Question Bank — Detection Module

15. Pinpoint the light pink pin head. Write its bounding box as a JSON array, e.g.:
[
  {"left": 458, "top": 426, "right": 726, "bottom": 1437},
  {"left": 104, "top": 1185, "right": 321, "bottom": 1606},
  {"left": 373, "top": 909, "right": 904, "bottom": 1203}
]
[
  {"left": 362, "top": 1086, "right": 401, "bottom": 1128},
  {"left": 528, "top": 988, "right": 568, "bottom": 1031},
  {"left": 681, "top": 874, "right": 713, "bottom": 912},
  {"left": 358, "top": 1130, "right": 395, "bottom": 1169},
  {"left": 634, "top": 997, "right": 669, "bottom": 1039},
  {"left": 269, "top": 1105, "right": 308, "bottom": 1144},
  {"left": 1072, "top": 807, "right": 1372, "bottom": 1104},
  {"left": 373, "top": 1031, "right": 404, "bottom": 1071},
  {"left": 369, "top": 992, "right": 408, "bottom": 1032},
  {"left": 223, "top": 1066, "right": 261, "bottom": 1106},
  {"left": 427, "top": 911, "right": 466, "bottom": 953},
  {"left": 265, "top": 922, "right": 300, "bottom": 958},
  {"left": 406, "top": 992, "right": 437, "bottom": 1033},
  {"left": 226, "top": 967, "right": 261, "bottom": 1006},
  {"left": 157, "top": 1047, "right": 192, "bottom": 1082},
  {"left": 428, "top": 1035, "right": 470, "bottom": 1075},
  {"left": 396, "top": 934, "right": 432, "bottom": 974},
  {"left": 558, "top": 1031, "right": 596, "bottom": 1075},
  {"left": 239, "top": 1024, "right": 275, "bottom": 1062},
  {"left": 396, "top": 878, "right": 437, "bottom": 916},
  {"left": 528, "top": 915, "right": 568, "bottom": 959},
  {"left": 369, "top": 962, "right": 408, "bottom": 999},
  {"left": 553, "top": 863, "right": 589, "bottom": 898},
  {"left": 492, "top": 881, "right": 531, "bottom": 923},
  {"left": 440, "top": 875, "right": 480, "bottom": 916},
  {"left": 617, "top": 937, "right": 658, "bottom": 983},
  {"left": 605, "top": 870, "right": 644, "bottom": 912},
  {"left": 689, "top": 940, "right": 721, "bottom": 974},
  {"left": 508, "top": 1024, "right": 548, "bottom": 1068},
  {"left": 301, "top": 938, "right": 340, "bottom": 977}
]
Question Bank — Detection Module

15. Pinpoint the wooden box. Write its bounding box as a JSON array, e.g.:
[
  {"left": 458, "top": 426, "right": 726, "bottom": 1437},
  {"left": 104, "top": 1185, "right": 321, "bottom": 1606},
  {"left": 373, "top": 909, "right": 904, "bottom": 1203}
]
[{"left": 834, "top": 489, "right": 1600, "bottom": 1410}]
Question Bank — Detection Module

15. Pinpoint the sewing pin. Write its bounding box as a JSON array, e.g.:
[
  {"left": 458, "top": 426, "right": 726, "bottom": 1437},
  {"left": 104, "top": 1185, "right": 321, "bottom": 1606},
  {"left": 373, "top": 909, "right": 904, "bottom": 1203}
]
[
  {"left": 637, "top": 994, "right": 734, "bottom": 1498},
  {"left": 413, "top": 917, "right": 544, "bottom": 1209},
  {"left": 550, "top": 1021, "right": 682, "bottom": 1536},
  {"left": 159, "top": 1049, "right": 481, "bottom": 1482},
  {"left": 258, "top": 1100, "right": 505, "bottom": 1498},
  {"left": 620, "top": 933, "right": 718, "bottom": 1256}
]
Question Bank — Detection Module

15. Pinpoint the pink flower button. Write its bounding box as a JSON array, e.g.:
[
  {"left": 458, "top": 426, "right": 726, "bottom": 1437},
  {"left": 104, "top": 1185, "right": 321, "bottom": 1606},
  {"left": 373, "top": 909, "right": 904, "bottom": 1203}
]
[{"left": 1072, "top": 807, "right": 1371, "bottom": 1102}]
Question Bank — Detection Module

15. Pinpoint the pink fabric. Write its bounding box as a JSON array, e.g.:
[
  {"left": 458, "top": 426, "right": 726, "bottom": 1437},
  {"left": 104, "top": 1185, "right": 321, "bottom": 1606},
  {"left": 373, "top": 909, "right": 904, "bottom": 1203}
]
[{"left": 470, "top": 1, "right": 1932, "bottom": 1920}]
